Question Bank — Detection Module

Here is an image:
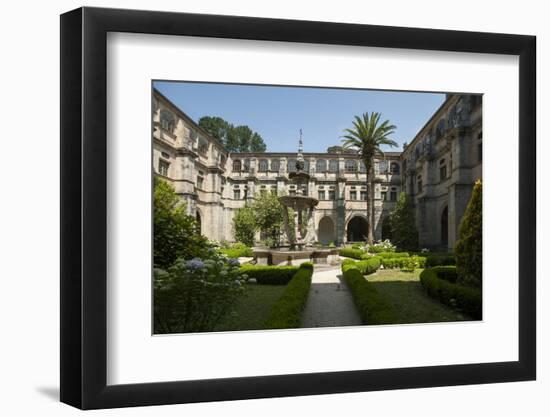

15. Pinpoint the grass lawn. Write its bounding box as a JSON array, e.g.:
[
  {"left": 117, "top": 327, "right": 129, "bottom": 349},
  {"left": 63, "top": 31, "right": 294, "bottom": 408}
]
[
  {"left": 214, "top": 283, "right": 287, "bottom": 331},
  {"left": 367, "top": 269, "right": 470, "bottom": 324}
]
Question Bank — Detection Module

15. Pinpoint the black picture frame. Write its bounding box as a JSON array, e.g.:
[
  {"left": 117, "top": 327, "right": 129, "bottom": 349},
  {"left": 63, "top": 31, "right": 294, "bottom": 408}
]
[{"left": 60, "top": 6, "right": 536, "bottom": 410}]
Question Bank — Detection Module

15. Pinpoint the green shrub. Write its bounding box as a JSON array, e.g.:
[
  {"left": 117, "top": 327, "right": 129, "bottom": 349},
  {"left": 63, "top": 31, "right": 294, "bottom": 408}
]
[
  {"left": 233, "top": 206, "right": 257, "bottom": 247},
  {"left": 341, "top": 257, "right": 381, "bottom": 276},
  {"left": 220, "top": 243, "right": 254, "bottom": 258},
  {"left": 339, "top": 248, "right": 366, "bottom": 260},
  {"left": 381, "top": 255, "right": 426, "bottom": 269},
  {"left": 432, "top": 266, "right": 458, "bottom": 283},
  {"left": 377, "top": 252, "right": 410, "bottom": 259},
  {"left": 420, "top": 267, "right": 481, "bottom": 319},
  {"left": 425, "top": 254, "right": 456, "bottom": 267},
  {"left": 389, "top": 193, "right": 419, "bottom": 251},
  {"left": 455, "top": 180, "right": 482, "bottom": 287},
  {"left": 153, "top": 178, "right": 210, "bottom": 269},
  {"left": 154, "top": 255, "right": 247, "bottom": 333},
  {"left": 351, "top": 243, "right": 364, "bottom": 250},
  {"left": 264, "top": 264, "right": 314, "bottom": 328},
  {"left": 239, "top": 264, "right": 300, "bottom": 285},
  {"left": 366, "top": 240, "right": 397, "bottom": 253},
  {"left": 341, "top": 265, "right": 398, "bottom": 324}
]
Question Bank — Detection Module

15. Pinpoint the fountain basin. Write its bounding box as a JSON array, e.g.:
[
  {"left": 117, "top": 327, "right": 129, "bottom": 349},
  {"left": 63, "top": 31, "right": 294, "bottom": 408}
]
[{"left": 253, "top": 247, "right": 339, "bottom": 266}]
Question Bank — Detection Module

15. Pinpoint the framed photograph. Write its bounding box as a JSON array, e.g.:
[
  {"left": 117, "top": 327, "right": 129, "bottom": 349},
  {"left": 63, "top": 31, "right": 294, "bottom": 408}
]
[{"left": 60, "top": 6, "right": 536, "bottom": 410}]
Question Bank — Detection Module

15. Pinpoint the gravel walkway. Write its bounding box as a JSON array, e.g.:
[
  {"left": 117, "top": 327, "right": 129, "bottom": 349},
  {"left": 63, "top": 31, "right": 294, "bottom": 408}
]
[{"left": 300, "top": 266, "right": 362, "bottom": 328}]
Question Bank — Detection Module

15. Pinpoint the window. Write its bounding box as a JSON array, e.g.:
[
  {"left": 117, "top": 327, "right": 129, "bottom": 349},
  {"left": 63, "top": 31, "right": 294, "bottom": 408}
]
[
  {"left": 318, "top": 190, "right": 326, "bottom": 200},
  {"left": 161, "top": 151, "right": 170, "bottom": 159},
  {"left": 360, "top": 190, "right": 367, "bottom": 200},
  {"left": 258, "top": 159, "right": 268, "bottom": 172},
  {"left": 329, "top": 159, "right": 339, "bottom": 173},
  {"left": 390, "top": 191, "right": 397, "bottom": 201},
  {"left": 198, "top": 139, "right": 208, "bottom": 155},
  {"left": 345, "top": 160, "right": 357, "bottom": 173},
  {"left": 232, "top": 160, "right": 241, "bottom": 172},
  {"left": 287, "top": 159, "right": 297, "bottom": 173},
  {"left": 381, "top": 191, "right": 387, "bottom": 201},
  {"left": 197, "top": 171, "right": 204, "bottom": 190},
  {"left": 350, "top": 187, "right": 357, "bottom": 200},
  {"left": 328, "top": 190, "right": 336, "bottom": 200},
  {"left": 271, "top": 159, "right": 280, "bottom": 172},
  {"left": 243, "top": 159, "right": 250, "bottom": 172},
  {"left": 417, "top": 175, "right": 423, "bottom": 193},
  {"left": 316, "top": 159, "right": 327, "bottom": 173},
  {"left": 358, "top": 161, "right": 367, "bottom": 173},
  {"left": 439, "top": 159, "right": 447, "bottom": 181},
  {"left": 158, "top": 159, "right": 170, "bottom": 176},
  {"left": 243, "top": 186, "right": 248, "bottom": 199},
  {"left": 378, "top": 160, "right": 388, "bottom": 173},
  {"left": 390, "top": 162, "right": 400, "bottom": 174},
  {"left": 160, "top": 110, "right": 175, "bottom": 133},
  {"left": 233, "top": 188, "right": 240, "bottom": 200}
]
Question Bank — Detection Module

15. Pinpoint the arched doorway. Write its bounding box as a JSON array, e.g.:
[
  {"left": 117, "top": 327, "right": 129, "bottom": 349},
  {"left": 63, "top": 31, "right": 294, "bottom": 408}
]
[
  {"left": 196, "top": 210, "right": 202, "bottom": 235},
  {"left": 318, "top": 216, "right": 335, "bottom": 245},
  {"left": 346, "top": 216, "right": 368, "bottom": 242},
  {"left": 441, "top": 206, "right": 448, "bottom": 248}
]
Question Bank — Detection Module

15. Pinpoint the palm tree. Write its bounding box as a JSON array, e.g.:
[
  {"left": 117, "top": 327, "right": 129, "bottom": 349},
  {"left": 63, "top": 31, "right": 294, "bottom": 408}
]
[{"left": 342, "top": 112, "right": 398, "bottom": 244}]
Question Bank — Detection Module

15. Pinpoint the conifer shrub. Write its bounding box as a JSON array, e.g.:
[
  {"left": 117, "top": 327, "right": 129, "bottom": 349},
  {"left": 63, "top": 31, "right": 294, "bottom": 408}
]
[{"left": 454, "top": 180, "right": 482, "bottom": 287}]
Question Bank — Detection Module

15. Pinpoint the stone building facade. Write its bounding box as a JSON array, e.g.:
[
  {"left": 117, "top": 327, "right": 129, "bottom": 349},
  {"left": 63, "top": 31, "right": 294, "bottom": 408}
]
[{"left": 153, "top": 89, "right": 481, "bottom": 249}]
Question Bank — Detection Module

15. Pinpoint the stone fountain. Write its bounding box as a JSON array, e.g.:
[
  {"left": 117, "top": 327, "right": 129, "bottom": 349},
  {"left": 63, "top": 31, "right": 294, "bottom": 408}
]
[
  {"left": 279, "top": 136, "right": 318, "bottom": 250},
  {"left": 253, "top": 134, "right": 339, "bottom": 266}
]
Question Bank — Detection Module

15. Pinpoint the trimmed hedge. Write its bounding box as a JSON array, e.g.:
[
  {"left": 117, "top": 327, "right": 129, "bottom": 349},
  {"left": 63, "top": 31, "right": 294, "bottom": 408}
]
[
  {"left": 432, "top": 265, "right": 458, "bottom": 283},
  {"left": 240, "top": 265, "right": 299, "bottom": 285},
  {"left": 341, "top": 264, "right": 398, "bottom": 324},
  {"left": 420, "top": 267, "right": 481, "bottom": 319},
  {"left": 377, "top": 252, "right": 410, "bottom": 259},
  {"left": 425, "top": 253, "right": 456, "bottom": 267},
  {"left": 342, "top": 257, "right": 381, "bottom": 276},
  {"left": 381, "top": 255, "right": 426, "bottom": 269},
  {"left": 264, "top": 263, "right": 314, "bottom": 329},
  {"left": 220, "top": 246, "right": 254, "bottom": 258},
  {"left": 339, "top": 248, "right": 368, "bottom": 260}
]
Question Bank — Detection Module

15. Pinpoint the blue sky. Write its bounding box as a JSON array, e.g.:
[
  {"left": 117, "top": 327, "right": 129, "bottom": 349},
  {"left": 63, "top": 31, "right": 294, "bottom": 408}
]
[{"left": 154, "top": 81, "right": 445, "bottom": 153}]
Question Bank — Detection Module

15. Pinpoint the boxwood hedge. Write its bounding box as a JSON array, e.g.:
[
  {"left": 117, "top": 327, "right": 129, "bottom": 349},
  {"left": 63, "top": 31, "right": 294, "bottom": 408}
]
[
  {"left": 420, "top": 267, "right": 481, "bottom": 319},
  {"left": 240, "top": 264, "right": 300, "bottom": 285},
  {"left": 381, "top": 255, "right": 426, "bottom": 269},
  {"left": 341, "top": 264, "right": 397, "bottom": 324},
  {"left": 338, "top": 248, "right": 369, "bottom": 260},
  {"left": 264, "top": 262, "right": 314, "bottom": 329},
  {"left": 425, "top": 253, "right": 456, "bottom": 267}
]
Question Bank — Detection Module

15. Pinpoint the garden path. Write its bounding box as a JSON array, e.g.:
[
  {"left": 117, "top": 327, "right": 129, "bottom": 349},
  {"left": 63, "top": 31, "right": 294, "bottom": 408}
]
[{"left": 300, "top": 266, "right": 362, "bottom": 328}]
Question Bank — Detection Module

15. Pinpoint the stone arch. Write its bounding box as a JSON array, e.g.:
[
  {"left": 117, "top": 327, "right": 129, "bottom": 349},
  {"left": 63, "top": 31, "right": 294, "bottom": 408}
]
[
  {"left": 318, "top": 216, "right": 335, "bottom": 245},
  {"left": 441, "top": 205, "right": 449, "bottom": 248},
  {"left": 346, "top": 215, "right": 368, "bottom": 242}
]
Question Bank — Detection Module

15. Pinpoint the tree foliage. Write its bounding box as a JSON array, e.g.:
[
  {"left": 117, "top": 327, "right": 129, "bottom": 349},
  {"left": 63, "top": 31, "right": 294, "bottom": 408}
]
[
  {"left": 341, "top": 112, "right": 398, "bottom": 243},
  {"left": 153, "top": 178, "right": 210, "bottom": 268},
  {"left": 199, "top": 116, "right": 267, "bottom": 152},
  {"left": 455, "top": 180, "right": 482, "bottom": 287},
  {"left": 233, "top": 206, "right": 256, "bottom": 247},
  {"left": 390, "top": 192, "right": 419, "bottom": 252},
  {"left": 252, "top": 192, "right": 284, "bottom": 246}
]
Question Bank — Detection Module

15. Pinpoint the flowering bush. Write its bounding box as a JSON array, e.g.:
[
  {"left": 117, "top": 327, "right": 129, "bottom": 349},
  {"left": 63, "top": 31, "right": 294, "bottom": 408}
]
[
  {"left": 366, "top": 239, "right": 396, "bottom": 253},
  {"left": 154, "top": 249, "right": 248, "bottom": 334},
  {"left": 421, "top": 248, "right": 430, "bottom": 254}
]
